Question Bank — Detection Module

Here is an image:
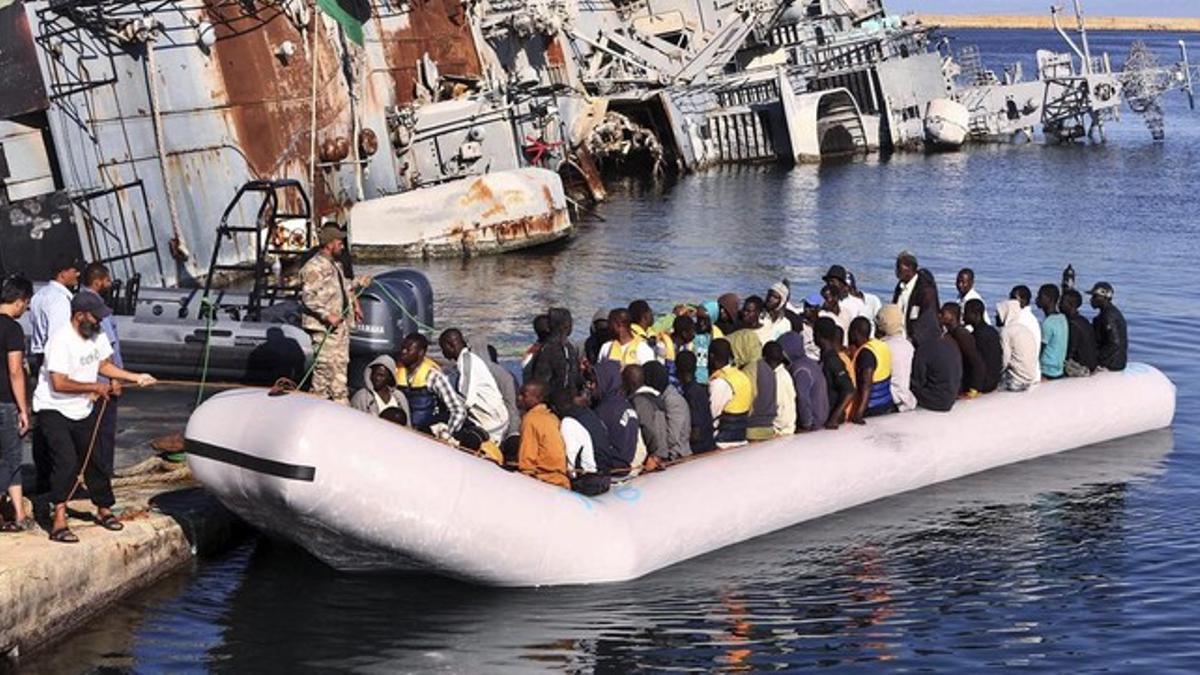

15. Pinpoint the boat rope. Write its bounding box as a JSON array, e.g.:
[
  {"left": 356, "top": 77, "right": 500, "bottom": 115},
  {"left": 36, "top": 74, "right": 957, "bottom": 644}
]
[
  {"left": 195, "top": 297, "right": 216, "bottom": 406},
  {"left": 62, "top": 396, "right": 109, "bottom": 506}
]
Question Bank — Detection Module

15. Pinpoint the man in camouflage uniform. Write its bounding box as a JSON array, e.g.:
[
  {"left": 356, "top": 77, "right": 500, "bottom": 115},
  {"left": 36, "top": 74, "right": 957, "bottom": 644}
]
[{"left": 300, "top": 224, "right": 361, "bottom": 404}]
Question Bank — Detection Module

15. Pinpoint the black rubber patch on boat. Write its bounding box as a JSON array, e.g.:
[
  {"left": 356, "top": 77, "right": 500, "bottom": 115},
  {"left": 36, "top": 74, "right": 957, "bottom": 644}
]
[{"left": 184, "top": 438, "right": 317, "bottom": 482}]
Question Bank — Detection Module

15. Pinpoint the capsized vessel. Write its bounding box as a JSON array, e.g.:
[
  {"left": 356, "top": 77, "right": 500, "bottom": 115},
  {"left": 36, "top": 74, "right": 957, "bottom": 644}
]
[{"left": 185, "top": 364, "right": 1175, "bottom": 586}]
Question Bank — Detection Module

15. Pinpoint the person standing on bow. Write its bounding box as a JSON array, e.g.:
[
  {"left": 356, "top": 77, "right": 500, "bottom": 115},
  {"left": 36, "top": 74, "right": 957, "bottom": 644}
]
[{"left": 299, "top": 224, "right": 364, "bottom": 404}]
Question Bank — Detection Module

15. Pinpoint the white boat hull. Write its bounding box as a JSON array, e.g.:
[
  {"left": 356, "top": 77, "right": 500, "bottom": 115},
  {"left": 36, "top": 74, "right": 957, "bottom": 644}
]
[
  {"left": 924, "top": 98, "right": 971, "bottom": 150},
  {"left": 186, "top": 364, "right": 1175, "bottom": 586}
]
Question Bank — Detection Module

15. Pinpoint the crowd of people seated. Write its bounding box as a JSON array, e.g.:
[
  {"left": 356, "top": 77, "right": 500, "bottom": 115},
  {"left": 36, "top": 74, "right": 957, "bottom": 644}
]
[{"left": 349, "top": 251, "right": 1129, "bottom": 496}]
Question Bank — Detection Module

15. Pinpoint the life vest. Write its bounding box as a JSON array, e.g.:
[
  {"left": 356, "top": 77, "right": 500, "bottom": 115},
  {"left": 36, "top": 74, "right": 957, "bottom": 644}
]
[
  {"left": 711, "top": 365, "right": 752, "bottom": 443},
  {"left": 837, "top": 350, "right": 857, "bottom": 418},
  {"left": 857, "top": 338, "right": 894, "bottom": 412},
  {"left": 633, "top": 324, "right": 675, "bottom": 362},
  {"left": 604, "top": 336, "right": 647, "bottom": 366},
  {"left": 396, "top": 357, "right": 444, "bottom": 431}
]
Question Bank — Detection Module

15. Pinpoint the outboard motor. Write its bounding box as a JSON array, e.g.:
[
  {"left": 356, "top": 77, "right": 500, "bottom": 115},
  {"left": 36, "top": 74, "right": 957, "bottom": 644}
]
[{"left": 350, "top": 268, "right": 435, "bottom": 388}]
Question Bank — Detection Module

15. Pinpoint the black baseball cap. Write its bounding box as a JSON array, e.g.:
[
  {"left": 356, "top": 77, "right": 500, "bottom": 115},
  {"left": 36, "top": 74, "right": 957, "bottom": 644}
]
[
  {"left": 70, "top": 290, "right": 112, "bottom": 319},
  {"left": 822, "top": 265, "right": 848, "bottom": 284}
]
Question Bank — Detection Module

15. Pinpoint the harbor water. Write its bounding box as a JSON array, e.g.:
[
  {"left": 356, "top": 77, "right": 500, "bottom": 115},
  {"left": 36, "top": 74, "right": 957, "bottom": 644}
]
[{"left": 27, "top": 29, "right": 1200, "bottom": 671}]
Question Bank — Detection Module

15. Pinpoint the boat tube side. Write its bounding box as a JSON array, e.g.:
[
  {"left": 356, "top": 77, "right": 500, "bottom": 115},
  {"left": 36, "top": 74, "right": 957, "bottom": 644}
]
[{"left": 185, "top": 364, "right": 1175, "bottom": 586}]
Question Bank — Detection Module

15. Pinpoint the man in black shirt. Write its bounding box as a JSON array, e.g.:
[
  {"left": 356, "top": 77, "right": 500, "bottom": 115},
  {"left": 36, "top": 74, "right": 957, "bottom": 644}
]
[
  {"left": 814, "top": 318, "right": 855, "bottom": 429},
  {"left": 910, "top": 314, "right": 962, "bottom": 412},
  {"left": 1089, "top": 282, "right": 1127, "bottom": 372},
  {"left": 964, "top": 299, "right": 1002, "bottom": 393},
  {"left": 938, "top": 302, "right": 986, "bottom": 397},
  {"left": 1060, "top": 289, "right": 1098, "bottom": 377},
  {"left": 0, "top": 275, "right": 34, "bottom": 530}
]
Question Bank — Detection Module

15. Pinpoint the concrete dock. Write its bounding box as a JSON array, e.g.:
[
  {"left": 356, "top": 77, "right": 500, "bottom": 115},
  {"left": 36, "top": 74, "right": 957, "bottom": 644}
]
[{"left": 0, "top": 385, "right": 241, "bottom": 665}]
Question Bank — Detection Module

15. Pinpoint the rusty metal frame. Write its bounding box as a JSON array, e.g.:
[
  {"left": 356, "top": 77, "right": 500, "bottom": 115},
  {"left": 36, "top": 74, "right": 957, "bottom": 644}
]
[{"left": 73, "top": 179, "right": 165, "bottom": 281}]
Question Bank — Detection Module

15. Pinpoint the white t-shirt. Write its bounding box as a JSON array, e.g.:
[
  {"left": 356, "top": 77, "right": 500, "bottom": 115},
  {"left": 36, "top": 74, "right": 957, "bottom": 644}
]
[
  {"left": 561, "top": 417, "right": 596, "bottom": 474},
  {"left": 597, "top": 339, "right": 655, "bottom": 366},
  {"left": 33, "top": 326, "right": 113, "bottom": 420}
]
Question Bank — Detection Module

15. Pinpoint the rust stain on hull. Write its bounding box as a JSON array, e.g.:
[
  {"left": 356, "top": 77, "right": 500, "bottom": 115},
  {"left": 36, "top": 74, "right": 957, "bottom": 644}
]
[
  {"left": 205, "top": 0, "right": 348, "bottom": 215},
  {"left": 376, "top": 0, "right": 482, "bottom": 105}
]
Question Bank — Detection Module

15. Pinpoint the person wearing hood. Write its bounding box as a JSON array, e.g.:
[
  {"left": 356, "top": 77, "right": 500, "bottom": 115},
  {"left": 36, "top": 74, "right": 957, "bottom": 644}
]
[
  {"left": 439, "top": 329, "right": 511, "bottom": 444},
  {"left": 550, "top": 388, "right": 613, "bottom": 496},
  {"left": 351, "top": 354, "right": 409, "bottom": 420},
  {"left": 778, "top": 329, "right": 828, "bottom": 431},
  {"left": 875, "top": 304, "right": 917, "bottom": 412},
  {"left": 675, "top": 351, "right": 715, "bottom": 453},
  {"left": 715, "top": 293, "right": 741, "bottom": 336},
  {"left": 996, "top": 299, "right": 1040, "bottom": 391},
  {"left": 624, "top": 364, "right": 670, "bottom": 469},
  {"left": 728, "top": 328, "right": 776, "bottom": 441},
  {"left": 909, "top": 313, "right": 961, "bottom": 412},
  {"left": 645, "top": 360, "right": 692, "bottom": 460},
  {"left": 593, "top": 359, "right": 644, "bottom": 473},
  {"left": 762, "top": 341, "right": 796, "bottom": 436},
  {"left": 763, "top": 282, "right": 794, "bottom": 342}
]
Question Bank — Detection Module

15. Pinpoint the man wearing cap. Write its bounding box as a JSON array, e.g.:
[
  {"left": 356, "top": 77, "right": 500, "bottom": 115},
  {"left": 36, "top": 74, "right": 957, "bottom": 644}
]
[
  {"left": 823, "top": 265, "right": 867, "bottom": 331},
  {"left": 79, "top": 263, "right": 124, "bottom": 495},
  {"left": 299, "top": 224, "right": 363, "bottom": 404},
  {"left": 1089, "top": 282, "right": 1127, "bottom": 371},
  {"left": 33, "top": 291, "right": 156, "bottom": 542}
]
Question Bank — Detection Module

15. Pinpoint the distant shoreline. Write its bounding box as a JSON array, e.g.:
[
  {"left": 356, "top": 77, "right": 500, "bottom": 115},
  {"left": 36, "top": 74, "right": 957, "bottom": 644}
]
[{"left": 918, "top": 14, "right": 1200, "bottom": 32}]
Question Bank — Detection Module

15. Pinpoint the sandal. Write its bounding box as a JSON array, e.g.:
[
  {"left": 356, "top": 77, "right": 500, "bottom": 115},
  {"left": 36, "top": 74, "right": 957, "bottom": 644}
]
[
  {"left": 97, "top": 513, "right": 124, "bottom": 531},
  {"left": 50, "top": 527, "right": 79, "bottom": 543},
  {"left": 0, "top": 521, "right": 22, "bottom": 533}
]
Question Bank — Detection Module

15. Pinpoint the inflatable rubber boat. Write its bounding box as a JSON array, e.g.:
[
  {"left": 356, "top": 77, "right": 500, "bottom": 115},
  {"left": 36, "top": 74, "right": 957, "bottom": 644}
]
[{"left": 184, "top": 363, "right": 1175, "bottom": 587}]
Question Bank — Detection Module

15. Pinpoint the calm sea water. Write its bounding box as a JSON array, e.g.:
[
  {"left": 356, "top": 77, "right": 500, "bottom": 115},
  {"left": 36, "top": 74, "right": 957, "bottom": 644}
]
[{"left": 30, "top": 29, "right": 1200, "bottom": 672}]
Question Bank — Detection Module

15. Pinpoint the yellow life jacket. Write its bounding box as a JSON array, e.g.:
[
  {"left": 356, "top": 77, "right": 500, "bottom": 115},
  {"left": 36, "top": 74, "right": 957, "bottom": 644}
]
[
  {"left": 395, "top": 357, "right": 440, "bottom": 388},
  {"left": 633, "top": 324, "right": 675, "bottom": 361},
  {"left": 604, "top": 337, "right": 647, "bottom": 366},
  {"left": 850, "top": 339, "right": 895, "bottom": 416},
  {"left": 711, "top": 366, "right": 752, "bottom": 414}
]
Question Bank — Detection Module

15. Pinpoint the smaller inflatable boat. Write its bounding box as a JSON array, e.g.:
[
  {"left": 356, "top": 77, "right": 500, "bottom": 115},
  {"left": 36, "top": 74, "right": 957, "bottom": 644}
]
[{"left": 185, "top": 364, "right": 1175, "bottom": 586}]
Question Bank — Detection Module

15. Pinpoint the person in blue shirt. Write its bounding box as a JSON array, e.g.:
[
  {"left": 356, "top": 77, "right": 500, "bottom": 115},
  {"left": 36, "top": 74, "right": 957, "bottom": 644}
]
[{"left": 1036, "top": 284, "right": 1068, "bottom": 380}]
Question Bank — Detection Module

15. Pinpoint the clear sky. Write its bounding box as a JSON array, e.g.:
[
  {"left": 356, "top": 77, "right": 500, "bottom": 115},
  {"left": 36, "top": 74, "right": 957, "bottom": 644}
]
[{"left": 886, "top": 0, "right": 1193, "bottom": 17}]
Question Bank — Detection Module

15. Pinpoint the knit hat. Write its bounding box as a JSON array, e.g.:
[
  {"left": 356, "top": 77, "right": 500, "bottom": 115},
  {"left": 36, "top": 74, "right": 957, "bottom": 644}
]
[
  {"left": 769, "top": 281, "right": 789, "bottom": 302},
  {"left": 876, "top": 304, "right": 903, "bottom": 337}
]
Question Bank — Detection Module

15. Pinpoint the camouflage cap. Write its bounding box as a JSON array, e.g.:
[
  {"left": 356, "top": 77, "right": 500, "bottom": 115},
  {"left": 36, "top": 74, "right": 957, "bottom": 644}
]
[{"left": 318, "top": 224, "right": 347, "bottom": 246}]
